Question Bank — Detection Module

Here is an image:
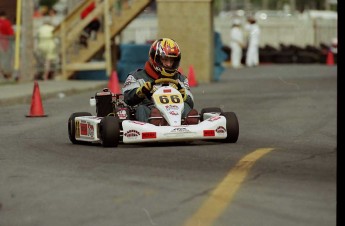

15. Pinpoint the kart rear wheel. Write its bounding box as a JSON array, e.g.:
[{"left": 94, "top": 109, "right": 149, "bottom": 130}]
[
  {"left": 68, "top": 112, "right": 92, "bottom": 144},
  {"left": 200, "top": 107, "right": 223, "bottom": 121},
  {"left": 99, "top": 116, "right": 120, "bottom": 147},
  {"left": 221, "top": 112, "right": 239, "bottom": 143}
]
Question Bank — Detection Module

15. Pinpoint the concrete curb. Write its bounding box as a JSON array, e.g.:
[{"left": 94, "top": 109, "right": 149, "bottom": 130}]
[{"left": 0, "top": 81, "right": 109, "bottom": 107}]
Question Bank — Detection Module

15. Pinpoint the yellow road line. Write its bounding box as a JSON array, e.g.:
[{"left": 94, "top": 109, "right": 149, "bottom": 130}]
[{"left": 183, "top": 148, "right": 274, "bottom": 226}]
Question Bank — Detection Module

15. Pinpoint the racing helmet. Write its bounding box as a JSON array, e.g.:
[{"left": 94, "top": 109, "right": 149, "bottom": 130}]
[{"left": 149, "top": 38, "right": 181, "bottom": 77}]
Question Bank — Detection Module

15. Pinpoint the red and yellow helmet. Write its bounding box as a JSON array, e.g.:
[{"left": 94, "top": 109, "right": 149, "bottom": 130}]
[{"left": 149, "top": 38, "right": 181, "bottom": 77}]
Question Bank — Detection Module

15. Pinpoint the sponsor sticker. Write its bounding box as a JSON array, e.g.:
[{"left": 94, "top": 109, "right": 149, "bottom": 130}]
[
  {"left": 96, "top": 91, "right": 111, "bottom": 96},
  {"left": 164, "top": 127, "right": 195, "bottom": 137},
  {"left": 124, "top": 130, "right": 140, "bottom": 139},
  {"left": 203, "top": 130, "right": 215, "bottom": 137},
  {"left": 208, "top": 116, "right": 221, "bottom": 122},
  {"left": 80, "top": 123, "right": 88, "bottom": 136},
  {"left": 169, "top": 111, "right": 179, "bottom": 116},
  {"left": 216, "top": 126, "right": 226, "bottom": 133},
  {"left": 123, "top": 75, "right": 135, "bottom": 88},
  {"left": 88, "top": 124, "right": 94, "bottom": 138},
  {"left": 171, "top": 127, "right": 190, "bottom": 133},
  {"left": 142, "top": 132, "right": 157, "bottom": 139},
  {"left": 130, "top": 121, "right": 146, "bottom": 125},
  {"left": 165, "top": 105, "right": 179, "bottom": 111},
  {"left": 117, "top": 108, "right": 127, "bottom": 119}
]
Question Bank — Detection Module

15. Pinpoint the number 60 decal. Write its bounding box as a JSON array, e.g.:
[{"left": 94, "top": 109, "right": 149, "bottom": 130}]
[{"left": 156, "top": 95, "right": 181, "bottom": 104}]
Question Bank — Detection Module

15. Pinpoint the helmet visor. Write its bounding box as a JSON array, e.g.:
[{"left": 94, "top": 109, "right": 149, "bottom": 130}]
[{"left": 158, "top": 54, "right": 180, "bottom": 71}]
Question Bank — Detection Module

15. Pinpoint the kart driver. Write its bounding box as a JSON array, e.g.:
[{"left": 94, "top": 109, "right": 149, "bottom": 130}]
[{"left": 122, "top": 38, "right": 198, "bottom": 126}]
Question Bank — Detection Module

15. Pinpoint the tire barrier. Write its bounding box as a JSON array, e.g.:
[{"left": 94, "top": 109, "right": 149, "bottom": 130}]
[{"left": 239, "top": 43, "right": 337, "bottom": 65}]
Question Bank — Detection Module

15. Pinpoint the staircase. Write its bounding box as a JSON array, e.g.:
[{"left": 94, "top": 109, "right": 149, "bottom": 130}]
[{"left": 53, "top": 0, "right": 153, "bottom": 79}]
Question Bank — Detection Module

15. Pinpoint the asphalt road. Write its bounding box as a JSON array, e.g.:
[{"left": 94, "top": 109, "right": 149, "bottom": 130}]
[{"left": 0, "top": 65, "right": 337, "bottom": 226}]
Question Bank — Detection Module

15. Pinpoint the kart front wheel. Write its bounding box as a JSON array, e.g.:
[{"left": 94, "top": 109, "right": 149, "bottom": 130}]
[
  {"left": 221, "top": 112, "right": 239, "bottom": 143},
  {"left": 99, "top": 116, "right": 120, "bottom": 147},
  {"left": 68, "top": 112, "right": 92, "bottom": 144}
]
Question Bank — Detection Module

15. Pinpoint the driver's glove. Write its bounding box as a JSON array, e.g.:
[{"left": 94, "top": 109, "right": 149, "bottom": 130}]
[
  {"left": 136, "top": 81, "right": 153, "bottom": 98},
  {"left": 179, "top": 88, "right": 188, "bottom": 102}
]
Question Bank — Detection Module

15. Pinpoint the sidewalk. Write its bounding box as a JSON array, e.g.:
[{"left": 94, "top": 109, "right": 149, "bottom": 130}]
[{"left": 0, "top": 80, "right": 109, "bottom": 106}]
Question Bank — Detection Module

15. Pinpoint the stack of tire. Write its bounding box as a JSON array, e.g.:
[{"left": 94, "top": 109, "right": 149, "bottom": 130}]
[
  {"left": 258, "top": 43, "right": 329, "bottom": 64},
  {"left": 259, "top": 44, "right": 279, "bottom": 64}
]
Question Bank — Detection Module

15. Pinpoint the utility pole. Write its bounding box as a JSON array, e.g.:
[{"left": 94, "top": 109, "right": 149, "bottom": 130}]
[{"left": 20, "top": 0, "right": 34, "bottom": 82}]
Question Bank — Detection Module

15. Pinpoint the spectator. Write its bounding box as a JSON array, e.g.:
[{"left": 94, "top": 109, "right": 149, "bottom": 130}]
[
  {"left": 0, "top": 11, "right": 14, "bottom": 37},
  {"left": 245, "top": 16, "right": 260, "bottom": 67},
  {"left": 79, "top": 1, "right": 101, "bottom": 48},
  {"left": 0, "top": 11, "right": 15, "bottom": 79},
  {"left": 48, "top": 8, "right": 60, "bottom": 27},
  {"left": 229, "top": 18, "right": 244, "bottom": 69},
  {"left": 37, "top": 18, "right": 58, "bottom": 80}
]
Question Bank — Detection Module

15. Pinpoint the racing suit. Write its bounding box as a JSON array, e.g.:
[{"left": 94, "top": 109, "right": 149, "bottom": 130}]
[
  {"left": 122, "top": 62, "right": 195, "bottom": 122},
  {"left": 230, "top": 25, "right": 244, "bottom": 69},
  {"left": 245, "top": 23, "right": 260, "bottom": 67}
]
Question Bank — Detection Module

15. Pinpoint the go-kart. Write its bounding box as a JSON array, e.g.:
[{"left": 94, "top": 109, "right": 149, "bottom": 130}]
[{"left": 68, "top": 78, "right": 239, "bottom": 147}]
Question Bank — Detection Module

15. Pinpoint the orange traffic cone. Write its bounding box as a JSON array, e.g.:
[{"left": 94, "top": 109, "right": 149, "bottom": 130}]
[
  {"left": 108, "top": 71, "right": 121, "bottom": 94},
  {"left": 26, "top": 81, "right": 47, "bottom": 117},
  {"left": 187, "top": 65, "right": 198, "bottom": 87},
  {"left": 326, "top": 50, "right": 334, "bottom": 66}
]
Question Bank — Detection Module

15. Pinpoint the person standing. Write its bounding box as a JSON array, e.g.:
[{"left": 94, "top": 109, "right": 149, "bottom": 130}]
[
  {"left": 0, "top": 11, "right": 15, "bottom": 79},
  {"left": 229, "top": 18, "right": 244, "bottom": 69},
  {"left": 245, "top": 16, "right": 260, "bottom": 67},
  {"left": 37, "top": 18, "right": 58, "bottom": 80},
  {"left": 79, "top": 1, "right": 101, "bottom": 48}
]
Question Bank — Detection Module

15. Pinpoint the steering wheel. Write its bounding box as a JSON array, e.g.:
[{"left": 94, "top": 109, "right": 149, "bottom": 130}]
[{"left": 154, "top": 78, "right": 179, "bottom": 85}]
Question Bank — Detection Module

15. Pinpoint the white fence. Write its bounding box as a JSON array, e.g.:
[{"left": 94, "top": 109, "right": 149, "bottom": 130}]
[{"left": 120, "top": 14, "right": 337, "bottom": 48}]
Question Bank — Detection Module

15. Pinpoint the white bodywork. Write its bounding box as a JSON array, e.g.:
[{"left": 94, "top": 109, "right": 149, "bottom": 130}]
[
  {"left": 121, "top": 116, "right": 227, "bottom": 143},
  {"left": 73, "top": 116, "right": 102, "bottom": 143},
  {"left": 152, "top": 85, "right": 185, "bottom": 126}
]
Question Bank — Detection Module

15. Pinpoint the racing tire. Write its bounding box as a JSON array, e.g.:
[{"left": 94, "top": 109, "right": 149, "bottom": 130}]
[
  {"left": 99, "top": 116, "right": 120, "bottom": 147},
  {"left": 200, "top": 107, "right": 223, "bottom": 121},
  {"left": 68, "top": 112, "right": 92, "bottom": 144},
  {"left": 221, "top": 112, "right": 239, "bottom": 143}
]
